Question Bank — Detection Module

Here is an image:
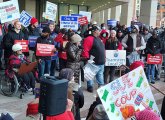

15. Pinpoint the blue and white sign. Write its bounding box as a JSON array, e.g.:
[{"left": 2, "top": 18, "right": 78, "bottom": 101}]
[
  {"left": 107, "top": 20, "right": 117, "bottom": 27},
  {"left": 60, "top": 15, "right": 78, "bottom": 30},
  {"left": 19, "top": 10, "right": 32, "bottom": 27},
  {"left": 28, "top": 36, "right": 39, "bottom": 47}
]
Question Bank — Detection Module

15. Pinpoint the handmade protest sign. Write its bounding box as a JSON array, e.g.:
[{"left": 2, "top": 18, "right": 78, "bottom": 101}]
[
  {"left": 36, "top": 43, "right": 54, "bottom": 56},
  {"left": 28, "top": 36, "right": 39, "bottom": 47},
  {"left": 0, "top": 0, "right": 20, "bottom": 23},
  {"left": 14, "top": 40, "right": 29, "bottom": 52},
  {"left": 105, "top": 50, "right": 126, "bottom": 66},
  {"left": 19, "top": 10, "right": 32, "bottom": 27},
  {"left": 147, "top": 54, "right": 163, "bottom": 64},
  {"left": 97, "top": 66, "right": 161, "bottom": 120}
]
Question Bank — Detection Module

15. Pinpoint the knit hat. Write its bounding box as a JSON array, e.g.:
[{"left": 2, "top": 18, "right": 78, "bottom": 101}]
[
  {"left": 129, "top": 61, "right": 144, "bottom": 71},
  {"left": 70, "top": 34, "right": 82, "bottom": 43},
  {"left": 30, "top": 17, "right": 38, "bottom": 25},
  {"left": 42, "top": 27, "right": 51, "bottom": 34},
  {"left": 59, "top": 68, "right": 74, "bottom": 81},
  {"left": 135, "top": 108, "right": 160, "bottom": 120},
  {"left": 93, "top": 104, "right": 109, "bottom": 120}
]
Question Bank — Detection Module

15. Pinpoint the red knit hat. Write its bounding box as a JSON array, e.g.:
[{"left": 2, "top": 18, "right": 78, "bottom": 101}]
[
  {"left": 26, "top": 102, "right": 39, "bottom": 116},
  {"left": 30, "top": 17, "right": 38, "bottom": 25},
  {"left": 129, "top": 61, "right": 144, "bottom": 71},
  {"left": 135, "top": 108, "right": 160, "bottom": 120}
]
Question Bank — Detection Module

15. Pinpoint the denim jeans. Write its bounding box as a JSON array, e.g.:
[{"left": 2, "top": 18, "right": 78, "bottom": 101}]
[
  {"left": 50, "top": 59, "right": 57, "bottom": 76},
  {"left": 147, "top": 64, "right": 155, "bottom": 82},
  {"left": 38, "top": 59, "right": 51, "bottom": 78},
  {"left": 87, "top": 64, "right": 104, "bottom": 88}
]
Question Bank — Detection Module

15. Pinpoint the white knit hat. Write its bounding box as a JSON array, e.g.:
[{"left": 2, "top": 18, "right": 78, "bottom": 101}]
[
  {"left": 12, "top": 44, "right": 22, "bottom": 52},
  {"left": 70, "top": 34, "right": 82, "bottom": 43}
]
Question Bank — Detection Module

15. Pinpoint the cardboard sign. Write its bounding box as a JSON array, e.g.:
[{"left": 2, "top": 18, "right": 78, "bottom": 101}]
[
  {"left": 147, "top": 54, "right": 163, "bottom": 64},
  {"left": 97, "top": 66, "right": 161, "bottom": 120},
  {"left": 79, "top": 11, "right": 91, "bottom": 22},
  {"left": 0, "top": 0, "right": 20, "bottom": 23},
  {"left": 18, "top": 62, "right": 37, "bottom": 75},
  {"left": 28, "top": 36, "right": 39, "bottom": 47},
  {"left": 78, "top": 16, "right": 88, "bottom": 25},
  {"left": 36, "top": 43, "right": 54, "bottom": 56},
  {"left": 60, "top": 15, "right": 79, "bottom": 30},
  {"left": 105, "top": 50, "right": 126, "bottom": 66},
  {"left": 19, "top": 10, "right": 32, "bottom": 27},
  {"left": 107, "top": 19, "right": 117, "bottom": 26},
  {"left": 14, "top": 40, "right": 29, "bottom": 52}
]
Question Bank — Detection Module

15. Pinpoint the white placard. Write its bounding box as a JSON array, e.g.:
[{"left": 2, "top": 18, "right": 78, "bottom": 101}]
[
  {"left": 45, "top": 1, "right": 57, "bottom": 21},
  {"left": 0, "top": 0, "right": 20, "bottom": 23},
  {"left": 97, "top": 66, "right": 161, "bottom": 120},
  {"left": 105, "top": 50, "right": 126, "bottom": 66},
  {"left": 19, "top": 10, "right": 32, "bottom": 27},
  {"left": 79, "top": 11, "right": 91, "bottom": 22}
]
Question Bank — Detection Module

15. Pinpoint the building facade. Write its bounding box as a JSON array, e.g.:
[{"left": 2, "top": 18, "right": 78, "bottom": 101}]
[{"left": 157, "top": 0, "right": 165, "bottom": 27}]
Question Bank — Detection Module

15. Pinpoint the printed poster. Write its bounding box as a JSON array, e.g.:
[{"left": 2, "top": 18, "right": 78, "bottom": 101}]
[
  {"left": 28, "top": 36, "right": 39, "bottom": 47},
  {"left": 36, "top": 43, "right": 54, "bottom": 56},
  {"left": 14, "top": 40, "right": 29, "bottom": 52},
  {"left": 78, "top": 16, "right": 88, "bottom": 25},
  {"left": 97, "top": 66, "right": 161, "bottom": 120},
  {"left": 79, "top": 11, "right": 91, "bottom": 22},
  {"left": 105, "top": 50, "right": 126, "bottom": 66},
  {"left": 0, "top": 0, "right": 20, "bottom": 23},
  {"left": 19, "top": 10, "right": 32, "bottom": 27},
  {"left": 147, "top": 54, "right": 163, "bottom": 64},
  {"left": 45, "top": 1, "right": 57, "bottom": 21}
]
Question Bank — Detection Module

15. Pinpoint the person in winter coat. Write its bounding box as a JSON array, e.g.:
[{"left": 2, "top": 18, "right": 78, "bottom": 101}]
[
  {"left": 55, "top": 28, "right": 68, "bottom": 70},
  {"left": 65, "top": 34, "right": 82, "bottom": 83},
  {"left": 35, "top": 27, "right": 56, "bottom": 78},
  {"left": 99, "top": 29, "right": 109, "bottom": 44},
  {"left": 116, "top": 29, "right": 125, "bottom": 42},
  {"left": 104, "top": 30, "right": 122, "bottom": 83},
  {"left": 59, "top": 68, "right": 84, "bottom": 120},
  {"left": 3, "top": 20, "right": 26, "bottom": 67},
  {"left": 7, "top": 44, "right": 35, "bottom": 90},
  {"left": 146, "top": 30, "right": 161, "bottom": 84}
]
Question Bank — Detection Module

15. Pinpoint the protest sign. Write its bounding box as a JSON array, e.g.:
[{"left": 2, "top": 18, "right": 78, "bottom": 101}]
[
  {"left": 97, "top": 66, "right": 161, "bottom": 120},
  {"left": 78, "top": 16, "right": 88, "bottom": 25},
  {"left": 0, "top": 0, "right": 20, "bottom": 23},
  {"left": 19, "top": 10, "right": 32, "bottom": 27},
  {"left": 36, "top": 43, "right": 54, "bottom": 56},
  {"left": 107, "top": 19, "right": 117, "bottom": 27},
  {"left": 105, "top": 50, "right": 126, "bottom": 66},
  {"left": 28, "top": 36, "right": 39, "bottom": 47},
  {"left": 147, "top": 54, "right": 163, "bottom": 64},
  {"left": 79, "top": 11, "right": 91, "bottom": 22},
  {"left": 14, "top": 40, "right": 29, "bottom": 52},
  {"left": 44, "top": 1, "right": 57, "bottom": 21},
  {"left": 60, "top": 15, "right": 78, "bottom": 30}
]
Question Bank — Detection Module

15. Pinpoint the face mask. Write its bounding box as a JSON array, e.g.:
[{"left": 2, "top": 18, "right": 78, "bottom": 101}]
[
  {"left": 77, "top": 31, "right": 81, "bottom": 34},
  {"left": 102, "top": 33, "right": 107, "bottom": 37}
]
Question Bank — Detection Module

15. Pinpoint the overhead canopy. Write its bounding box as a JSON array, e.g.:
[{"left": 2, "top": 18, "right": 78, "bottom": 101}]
[{"left": 55, "top": 0, "right": 129, "bottom": 12}]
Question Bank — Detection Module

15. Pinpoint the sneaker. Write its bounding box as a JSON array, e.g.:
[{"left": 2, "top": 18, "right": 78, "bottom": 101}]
[
  {"left": 151, "top": 81, "right": 155, "bottom": 84},
  {"left": 87, "top": 86, "right": 93, "bottom": 93}
]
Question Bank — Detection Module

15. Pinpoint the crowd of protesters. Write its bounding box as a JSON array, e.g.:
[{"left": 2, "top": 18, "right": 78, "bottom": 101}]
[{"left": 0, "top": 17, "right": 165, "bottom": 120}]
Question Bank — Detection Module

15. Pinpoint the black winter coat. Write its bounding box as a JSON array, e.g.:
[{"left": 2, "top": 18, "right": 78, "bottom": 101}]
[
  {"left": 66, "top": 42, "right": 82, "bottom": 83},
  {"left": 3, "top": 30, "right": 25, "bottom": 58}
]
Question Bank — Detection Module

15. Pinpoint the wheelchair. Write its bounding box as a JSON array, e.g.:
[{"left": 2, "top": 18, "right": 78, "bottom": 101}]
[{"left": 0, "top": 70, "right": 34, "bottom": 99}]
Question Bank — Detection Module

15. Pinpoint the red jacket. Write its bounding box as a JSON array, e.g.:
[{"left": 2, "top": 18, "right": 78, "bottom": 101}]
[
  {"left": 46, "top": 111, "right": 74, "bottom": 120},
  {"left": 99, "top": 29, "right": 109, "bottom": 44},
  {"left": 55, "top": 33, "right": 67, "bottom": 60}
]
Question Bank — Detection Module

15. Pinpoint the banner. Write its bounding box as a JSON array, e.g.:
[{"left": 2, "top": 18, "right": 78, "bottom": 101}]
[
  {"left": 79, "top": 11, "right": 91, "bottom": 22},
  {"left": 19, "top": 10, "right": 32, "bottom": 27},
  {"left": 147, "top": 54, "right": 163, "bottom": 64},
  {"left": 107, "top": 20, "right": 117, "bottom": 27},
  {"left": 60, "top": 15, "right": 78, "bottom": 30},
  {"left": 44, "top": 1, "right": 57, "bottom": 21},
  {"left": 0, "top": 0, "right": 20, "bottom": 23},
  {"left": 105, "top": 50, "right": 126, "bottom": 66},
  {"left": 36, "top": 43, "right": 54, "bottom": 56},
  {"left": 14, "top": 40, "right": 29, "bottom": 52},
  {"left": 28, "top": 36, "right": 39, "bottom": 47},
  {"left": 97, "top": 66, "right": 161, "bottom": 120},
  {"left": 78, "top": 16, "right": 88, "bottom": 25}
]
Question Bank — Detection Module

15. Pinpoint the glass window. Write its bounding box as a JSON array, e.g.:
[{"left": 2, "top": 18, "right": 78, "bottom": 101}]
[
  {"left": 79, "top": 6, "right": 87, "bottom": 12},
  {"left": 59, "top": 4, "right": 69, "bottom": 16},
  {"left": 69, "top": 5, "right": 78, "bottom": 14}
]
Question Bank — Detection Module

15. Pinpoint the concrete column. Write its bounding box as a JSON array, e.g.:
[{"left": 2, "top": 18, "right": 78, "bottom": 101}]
[
  {"left": 104, "top": 8, "right": 111, "bottom": 24},
  {"left": 100, "top": 10, "right": 104, "bottom": 24},
  {"left": 120, "top": 0, "right": 134, "bottom": 26},
  {"left": 140, "top": 0, "right": 158, "bottom": 28},
  {"left": 110, "top": 5, "right": 121, "bottom": 21},
  {"left": 0, "top": 0, "right": 3, "bottom": 3},
  {"left": 25, "top": 0, "right": 36, "bottom": 17}
]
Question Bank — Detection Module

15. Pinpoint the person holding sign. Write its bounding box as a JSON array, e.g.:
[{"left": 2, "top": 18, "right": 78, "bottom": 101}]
[
  {"left": 104, "top": 30, "right": 122, "bottom": 84},
  {"left": 7, "top": 44, "right": 35, "bottom": 91},
  {"left": 35, "top": 27, "right": 56, "bottom": 78},
  {"left": 3, "top": 20, "right": 26, "bottom": 67},
  {"left": 146, "top": 30, "right": 161, "bottom": 84}
]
